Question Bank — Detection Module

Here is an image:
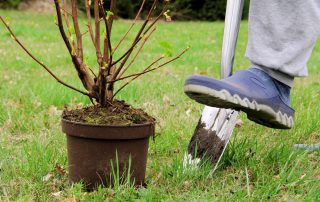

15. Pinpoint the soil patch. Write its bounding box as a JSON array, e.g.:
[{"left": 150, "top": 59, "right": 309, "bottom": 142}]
[
  {"left": 62, "top": 100, "right": 155, "bottom": 126},
  {"left": 188, "top": 121, "right": 226, "bottom": 164}
]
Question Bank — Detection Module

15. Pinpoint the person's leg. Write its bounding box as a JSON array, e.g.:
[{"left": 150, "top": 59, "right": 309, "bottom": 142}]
[
  {"left": 184, "top": 0, "right": 320, "bottom": 129},
  {"left": 246, "top": 0, "right": 320, "bottom": 87}
]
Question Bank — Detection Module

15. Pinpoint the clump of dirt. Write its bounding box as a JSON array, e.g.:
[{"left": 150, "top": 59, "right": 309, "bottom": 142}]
[
  {"left": 188, "top": 121, "right": 226, "bottom": 164},
  {"left": 62, "top": 100, "right": 155, "bottom": 126}
]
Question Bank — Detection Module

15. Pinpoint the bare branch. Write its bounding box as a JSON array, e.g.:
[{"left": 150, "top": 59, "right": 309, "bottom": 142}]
[
  {"left": 54, "top": 0, "right": 95, "bottom": 93},
  {"left": 60, "top": 7, "right": 72, "bottom": 17},
  {"left": 118, "top": 27, "right": 157, "bottom": 78},
  {"left": 109, "top": 0, "right": 158, "bottom": 80},
  {"left": 81, "top": 30, "right": 89, "bottom": 36},
  {"left": 71, "top": 0, "right": 83, "bottom": 60},
  {"left": 110, "top": 38, "right": 142, "bottom": 67},
  {"left": 61, "top": 0, "right": 72, "bottom": 36},
  {"left": 110, "top": 0, "right": 161, "bottom": 68},
  {"left": 143, "top": 2, "right": 170, "bottom": 35},
  {"left": 84, "top": 0, "right": 95, "bottom": 46},
  {"left": 109, "top": 0, "right": 116, "bottom": 31},
  {"left": 89, "top": 67, "right": 97, "bottom": 78},
  {"left": 111, "top": 0, "right": 170, "bottom": 81},
  {"left": 113, "top": 0, "right": 146, "bottom": 53},
  {"left": 99, "top": 1, "right": 113, "bottom": 63},
  {"left": 94, "top": 0, "right": 102, "bottom": 66},
  {"left": 112, "top": 56, "right": 164, "bottom": 98},
  {"left": 99, "top": 71, "right": 107, "bottom": 106},
  {"left": 110, "top": 48, "right": 189, "bottom": 84},
  {"left": 0, "top": 16, "right": 92, "bottom": 98},
  {"left": 54, "top": 0, "right": 73, "bottom": 54},
  {"left": 98, "top": 0, "right": 116, "bottom": 105}
]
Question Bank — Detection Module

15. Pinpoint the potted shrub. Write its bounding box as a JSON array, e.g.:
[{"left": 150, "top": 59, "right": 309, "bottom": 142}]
[{"left": 0, "top": 0, "right": 187, "bottom": 190}]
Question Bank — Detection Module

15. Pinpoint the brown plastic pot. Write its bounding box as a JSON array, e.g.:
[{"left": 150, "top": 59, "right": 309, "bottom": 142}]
[{"left": 61, "top": 118, "right": 154, "bottom": 190}]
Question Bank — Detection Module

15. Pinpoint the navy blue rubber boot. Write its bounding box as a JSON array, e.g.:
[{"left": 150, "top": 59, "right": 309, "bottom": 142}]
[{"left": 184, "top": 68, "right": 294, "bottom": 129}]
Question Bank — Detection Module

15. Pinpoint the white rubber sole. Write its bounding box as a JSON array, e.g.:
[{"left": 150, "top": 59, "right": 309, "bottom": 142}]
[{"left": 185, "top": 84, "right": 294, "bottom": 129}]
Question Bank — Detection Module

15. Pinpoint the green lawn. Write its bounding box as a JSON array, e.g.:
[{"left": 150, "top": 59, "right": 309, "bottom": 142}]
[{"left": 1, "top": 10, "right": 320, "bottom": 201}]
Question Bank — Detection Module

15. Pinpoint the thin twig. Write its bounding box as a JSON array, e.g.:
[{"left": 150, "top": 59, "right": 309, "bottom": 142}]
[
  {"left": 110, "top": 38, "right": 142, "bottom": 67},
  {"left": 84, "top": 0, "right": 95, "bottom": 46},
  {"left": 110, "top": 47, "right": 189, "bottom": 84},
  {"left": 113, "top": 0, "right": 146, "bottom": 53},
  {"left": 54, "top": 0, "right": 95, "bottom": 92},
  {"left": 61, "top": 0, "right": 72, "bottom": 36},
  {"left": 111, "top": 0, "right": 171, "bottom": 81},
  {"left": 81, "top": 30, "right": 89, "bottom": 36},
  {"left": 118, "top": 27, "right": 157, "bottom": 78},
  {"left": 143, "top": 2, "right": 170, "bottom": 35},
  {"left": 89, "top": 67, "right": 97, "bottom": 78},
  {"left": 71, "top": 0, "right": 83, "bottom": 60},
  {"left": 94, "top": 0, "right": 102, "bottom": 66},
  {"left": 110, "top": 0, "right": 159, "bottom": 80},
  {"left": 54, "top": 0, "right": 73, "bottom": 54},
  {"left": 99, "top": 1, "right": 113, "bottom": 63},
  {"left": 60, "top": 6, "right": 72, "bottom": 17},
  {"left": 112, "top": 56, "right": 164, "bottom": 98},
  {"left": 60, "top": 1, "right": 84, "bottom": 57},
  {"left": 0, "top": 16, "right": 92, "bottom": 97},
  {"left": 101, "top": 0, "right": 117, "bottom": 104}
]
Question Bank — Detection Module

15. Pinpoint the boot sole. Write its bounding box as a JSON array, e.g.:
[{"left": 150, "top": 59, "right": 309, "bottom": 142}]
[{"left": 185, "top": 84, "right": 294, "bottom": 129}]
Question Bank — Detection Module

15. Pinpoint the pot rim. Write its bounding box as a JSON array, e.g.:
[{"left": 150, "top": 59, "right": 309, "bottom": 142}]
[
  {"left": 61, "top": 118, "right": 155, "bottom": 128},
  {"left": 61, "top": 118, "right": 155, "bottom": 140}
]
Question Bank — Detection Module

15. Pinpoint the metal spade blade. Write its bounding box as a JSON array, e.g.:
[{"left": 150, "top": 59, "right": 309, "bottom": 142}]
[{"left": 186, "top": 0, "right": 244, "bottom": 172}]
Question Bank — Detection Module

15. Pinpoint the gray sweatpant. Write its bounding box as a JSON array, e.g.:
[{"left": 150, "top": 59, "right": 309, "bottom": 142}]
[{"left": 246, "top": 0, "right": 320, "bottom": 87}]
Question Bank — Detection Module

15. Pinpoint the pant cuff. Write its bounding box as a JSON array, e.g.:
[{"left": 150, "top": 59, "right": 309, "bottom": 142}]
[{"left": 251, "top": 63, "right": 294, "bottom": 87}]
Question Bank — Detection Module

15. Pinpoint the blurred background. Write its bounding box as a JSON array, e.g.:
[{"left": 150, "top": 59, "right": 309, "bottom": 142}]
[{"left": 0, "top": 0, "right": 250, "bottom": 21}]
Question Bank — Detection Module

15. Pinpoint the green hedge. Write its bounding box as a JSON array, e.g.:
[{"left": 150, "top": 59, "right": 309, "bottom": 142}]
[
  {"left": 170, "top": 0, "right": 250, "bottom": 20},
  {"left": 0, "top": 0, "right": 23, "bottom": 9},
  {"left": 108, "top": 0, "right": 250, "bottom": 21},
  {"left": 1, "top": 0, "right": 250, "bottom": 21}
]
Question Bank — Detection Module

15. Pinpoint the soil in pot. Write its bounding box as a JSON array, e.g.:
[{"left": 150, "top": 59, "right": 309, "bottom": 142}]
[
  {"left": 61, "top": 100, "right": 155, "bottom": 190},
  {"left": 63, "top": 100, "right": 155, "bottom": 125}
]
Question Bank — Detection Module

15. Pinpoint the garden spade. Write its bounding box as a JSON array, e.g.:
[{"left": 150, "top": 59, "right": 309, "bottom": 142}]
[{"left": 185, "top": 0, "right": 244, "bottom": 172}]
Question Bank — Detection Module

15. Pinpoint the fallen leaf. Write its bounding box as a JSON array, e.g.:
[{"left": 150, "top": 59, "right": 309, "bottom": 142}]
[
  {"left": 0, "top": 120, "right": 12, "bottom": 133},
  {"left": 8, "top": 80, "right": 17, "bottom": 85},
  {"left": 42, "top": 173, "right": 53, "bottom": 182},
  {"left": 5, "top": 99, "right": 21, "bottom": 109},
  {"left": 63, "top": 196, "right": 76, "bottom": 202},
  {"left": 300, "top": 173, "right": 306, "bottom": 180},
  {"left": 235, "top": 119, "right": 243, "bottom": 128},
  {"left": 75, "top": 103, "right": 84, "bottom": 109},
  {"left": 247, "top": 169, "right": 254, "bottom": 181},
  {"left": 165, "top": 16, "right": 172, "bottom": 22},
  {"left": 51, "top": 191, "right": 62, "bottom": 198},
  {"left": 55, "top": 164, "right": 66, "bottom": 176},
  {"left": 280, "top": 184, "right": 288, "bottom": 192},
  {"left": 142, "top": 102, "right": 154, "bottom": 109},
  {"left": 33, "top": 100, "right": 42, "bottom": 108},
  {"left": 199, "top": 71, "right": 208, "bottom": 75},
  {"left": 48, "top": 105, "right": 58, "bottom": 116},
  {"left": 185, "top": 108, "right": 192, "bottom": 116},
  {"left": 163, "top": 95, "right": 171, "bottom": 105},
  {"left": 154, "top": 172, "right": 162, "bottom": 183},
  {"left": 183, "top": 180, "right": 192, "bottom": 189},
  {"left": 48, "top": 105, "right": 62, "bottom": 116}
]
